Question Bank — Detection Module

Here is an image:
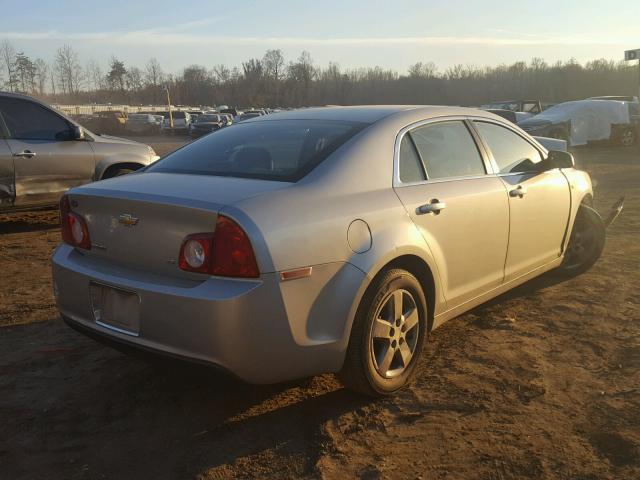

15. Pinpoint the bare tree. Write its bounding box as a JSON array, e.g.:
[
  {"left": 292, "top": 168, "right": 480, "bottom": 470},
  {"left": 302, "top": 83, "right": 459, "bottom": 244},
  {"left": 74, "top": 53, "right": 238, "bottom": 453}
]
[
  {"left": 262, "top": 49, "right": 285, "bottom": 104},
  {"left": 85, "top": 60, "right": 104, "bottom": 92},
  {"left": 126, "top": 66, "right": 144, "bottom": 93},
  {"left": 55, "top": 44, "right": 82, "bottom": 96},
  {"left": 0, "top": 39, "right": 17, "bottom": 91},
  {"left": 144, "top": 57, "right": 164, "bottom": 87},
  {"left": 407, "top": 61, "right": 437, "bottom": 78},
  {"left": 33, "top": 59, "right": 49, "bottom": 95}
]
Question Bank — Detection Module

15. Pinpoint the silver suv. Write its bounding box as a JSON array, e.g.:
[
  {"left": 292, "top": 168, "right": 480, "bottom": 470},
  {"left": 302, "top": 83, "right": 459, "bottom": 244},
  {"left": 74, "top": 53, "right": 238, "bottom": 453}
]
[{"left": 0, "top": 92, "right": 159, "bottom": 212}]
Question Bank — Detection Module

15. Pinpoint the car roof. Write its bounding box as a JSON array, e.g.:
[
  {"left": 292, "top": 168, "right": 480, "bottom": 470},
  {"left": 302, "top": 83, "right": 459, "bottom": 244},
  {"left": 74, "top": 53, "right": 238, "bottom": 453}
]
[{"left": 243, "top": 105, "right": 499, "bottom": 124}]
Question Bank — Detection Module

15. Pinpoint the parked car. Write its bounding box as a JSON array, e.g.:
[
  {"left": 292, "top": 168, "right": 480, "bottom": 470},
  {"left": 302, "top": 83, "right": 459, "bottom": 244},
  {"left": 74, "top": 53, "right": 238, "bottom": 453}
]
[
  {"left": 219, "top": 113, "right": 234, "bottom": 126},
  {"left": 518, "top": 99, "right": 636, "bottom": 146},
  {"left": 481, "top": 100, "right": 542, "bottom": 120},
  {"left": 76, "top": 110, "right": 128, "bottom": 135},
  {"left": 482, "top": 108, "right": 532, "bottom": 124},
  {"left": 161, "top": 111, "right": 191, "bottom": 134},
  {"left": 236, "top": 112, "right": 261, "bottom": 122},
  {"left": 188, "top": 114, "right": 224, "bottom": 138},
  {"left": 52, "top": 106, "right": 617, "bottom": 396},
  {"left": 0, "top": 92, "right": 159, "bottom": 212},
  {"left": 125, "top": 113, "right": 163, "bottom": 135}
]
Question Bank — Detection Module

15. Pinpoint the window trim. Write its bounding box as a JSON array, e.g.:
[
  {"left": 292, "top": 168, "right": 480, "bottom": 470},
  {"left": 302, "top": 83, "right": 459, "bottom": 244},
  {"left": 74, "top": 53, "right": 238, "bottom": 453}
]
[
  {"left": 393, "top": 116, "right": 495, "bottom": 187},
  {"left": 467, "top": 117, "right": 549, "bottom": 176}
]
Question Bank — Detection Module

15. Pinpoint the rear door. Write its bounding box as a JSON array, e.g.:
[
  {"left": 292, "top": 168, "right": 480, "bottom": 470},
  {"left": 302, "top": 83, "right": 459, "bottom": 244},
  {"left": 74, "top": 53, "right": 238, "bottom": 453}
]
[
  {"left": 393, "top": 119, "right": 510, "bottom": 309},
  {"left": 473, "top": 120, "right": 571, "bottom": 282},
  {"left": 0, "top": 96, "right": 94, "bottom": 207}
]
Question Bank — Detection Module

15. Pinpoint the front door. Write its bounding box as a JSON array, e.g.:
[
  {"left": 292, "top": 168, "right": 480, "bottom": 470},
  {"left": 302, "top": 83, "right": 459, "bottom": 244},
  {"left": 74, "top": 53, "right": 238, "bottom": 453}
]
[
  {"left": 473, "top": 121, "right": 571, "bottom": 281},
  {"left": 0, "top": 96, "right": 94, "bottom": 207},
  {"left": 0, "top": 138, "right": 15, "bottom": 208},
  {"left": 393, "top": 119, "right": 510, "bottom": 309}
]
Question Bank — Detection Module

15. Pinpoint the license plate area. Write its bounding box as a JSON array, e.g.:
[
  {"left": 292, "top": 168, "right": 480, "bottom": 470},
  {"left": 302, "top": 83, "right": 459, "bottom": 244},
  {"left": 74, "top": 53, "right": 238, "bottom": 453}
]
[{"left": 90, "top": 282, "right": 141, "bottom": 336}]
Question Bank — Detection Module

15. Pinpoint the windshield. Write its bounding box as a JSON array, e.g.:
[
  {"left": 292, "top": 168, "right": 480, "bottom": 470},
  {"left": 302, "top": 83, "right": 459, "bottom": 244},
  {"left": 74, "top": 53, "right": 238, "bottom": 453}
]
[{"left": 147, "top": 119, "right": 368, "bottom": 181}]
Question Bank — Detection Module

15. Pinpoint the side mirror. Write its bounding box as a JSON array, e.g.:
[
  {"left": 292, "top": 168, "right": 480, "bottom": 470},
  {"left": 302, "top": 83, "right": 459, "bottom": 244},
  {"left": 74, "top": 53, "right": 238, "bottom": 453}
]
[
  {"left": 545, "top": 150, "right": 574, "bottom": 169},
  {"left": 71, "top": 125, "right": 85, "bottom": 140}
]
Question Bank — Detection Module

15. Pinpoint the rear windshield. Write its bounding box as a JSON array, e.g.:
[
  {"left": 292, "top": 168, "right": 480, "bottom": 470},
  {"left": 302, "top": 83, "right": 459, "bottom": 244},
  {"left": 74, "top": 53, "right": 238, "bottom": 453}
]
[{"left": 147, "top": 119, "right": 368, "bottom": 181}]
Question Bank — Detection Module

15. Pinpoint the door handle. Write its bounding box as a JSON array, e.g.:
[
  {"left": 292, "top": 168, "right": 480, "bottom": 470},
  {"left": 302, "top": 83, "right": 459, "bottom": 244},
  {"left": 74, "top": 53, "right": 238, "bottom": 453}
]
[
  {"left": 417, "top": 199, "right": 446, "bottom": 215},
  {"left": 13, "top": 150, "right": 36, "bottom": 158},
  {"left": 509, "top": 186, "right": 527, "bottom": 198}
]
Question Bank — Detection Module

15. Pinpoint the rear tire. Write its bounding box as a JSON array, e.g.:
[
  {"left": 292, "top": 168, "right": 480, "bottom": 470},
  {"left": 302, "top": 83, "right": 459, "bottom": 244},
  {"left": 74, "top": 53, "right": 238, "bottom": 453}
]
[
  {"left": 619, "top": 127, "right": 636, "bottom": 147},
  {"left": 338, "top": 268, "right": 428, "bottom": 397},
  {"left": 557, "top": 205, "right": 605, "bottom": 276}
]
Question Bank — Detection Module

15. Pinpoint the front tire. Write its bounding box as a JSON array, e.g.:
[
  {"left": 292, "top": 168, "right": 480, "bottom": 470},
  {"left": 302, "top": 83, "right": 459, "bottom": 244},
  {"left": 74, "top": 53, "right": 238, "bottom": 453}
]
[
  {"left": 103, "top": 167, "right": 135, "bottom": 179},
  {"left": 339, "top": 268, "right": 428, "bottom": 396},
  {"left": 557, "top": 205, "right": 605, "bottom": 276}
]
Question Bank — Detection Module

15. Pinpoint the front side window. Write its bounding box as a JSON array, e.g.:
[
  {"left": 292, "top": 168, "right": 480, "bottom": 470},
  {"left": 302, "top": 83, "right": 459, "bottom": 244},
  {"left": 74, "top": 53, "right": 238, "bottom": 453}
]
[
  {"left": 0, "top": 98, "right": 72, "bottom": 141},
  {"left": 408, "top": 121, "right": 485, "bottom": 180},
  {"left": 148, "top": 119, "right": 367, "bottom": 181},
  {"left": 474, "top": 121, "right": 542, "bottom": 173}
]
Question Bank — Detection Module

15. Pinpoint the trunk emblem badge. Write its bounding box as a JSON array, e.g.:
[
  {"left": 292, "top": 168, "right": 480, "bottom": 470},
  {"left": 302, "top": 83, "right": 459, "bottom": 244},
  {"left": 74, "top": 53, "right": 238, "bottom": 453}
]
[{"left": 118, "top": 214, "right": 139, "bottom": 227}]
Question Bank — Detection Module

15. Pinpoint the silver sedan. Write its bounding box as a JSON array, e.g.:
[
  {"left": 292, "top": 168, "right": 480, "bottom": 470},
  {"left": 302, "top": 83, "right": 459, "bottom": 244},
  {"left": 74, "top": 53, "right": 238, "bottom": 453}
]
[{"left": 52, "top": 106, "right": 606, "bottom": 396}]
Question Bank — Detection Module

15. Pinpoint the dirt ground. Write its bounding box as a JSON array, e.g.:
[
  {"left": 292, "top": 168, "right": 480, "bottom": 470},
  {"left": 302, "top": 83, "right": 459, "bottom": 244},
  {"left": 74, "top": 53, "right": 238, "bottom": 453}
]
[{"left": 0, "top": 137, "right": 638, "bottom": 479}]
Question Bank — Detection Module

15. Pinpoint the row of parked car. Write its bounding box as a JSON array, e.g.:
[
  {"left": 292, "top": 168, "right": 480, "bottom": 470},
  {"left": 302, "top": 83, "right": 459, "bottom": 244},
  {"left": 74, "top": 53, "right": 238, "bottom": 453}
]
[
  {"left": 481, "top": 96, "right": 639, "bottom": 147},
  {"left": 73, "top": 106, "right": 277, "bottom": 138}
]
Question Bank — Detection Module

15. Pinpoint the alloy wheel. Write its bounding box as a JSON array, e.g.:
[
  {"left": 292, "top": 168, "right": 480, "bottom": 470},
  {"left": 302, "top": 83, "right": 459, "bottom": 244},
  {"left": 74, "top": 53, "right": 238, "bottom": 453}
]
[{"left": 369, "top": 289, "right": 420, "bottom": 378}]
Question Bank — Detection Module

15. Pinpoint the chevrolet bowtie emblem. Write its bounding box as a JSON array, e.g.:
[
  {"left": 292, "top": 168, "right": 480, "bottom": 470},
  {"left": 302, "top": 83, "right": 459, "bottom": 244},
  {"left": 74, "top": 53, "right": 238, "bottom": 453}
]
[{"left": 118, "top": 214, "right": 139, "bottom": 227}]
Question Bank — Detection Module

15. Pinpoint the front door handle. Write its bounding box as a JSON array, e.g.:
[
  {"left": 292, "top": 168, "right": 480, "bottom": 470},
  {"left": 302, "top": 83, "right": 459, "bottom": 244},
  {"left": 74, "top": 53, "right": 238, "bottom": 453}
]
[
  {"left": 13, "top": 150, "right": 36, "bottom": 158},
  {"left": 509, "top": 186, "right": 527, "bottom": 198},
  {"left": 417, "top": 199, "right": 446, "bottom": 215}
]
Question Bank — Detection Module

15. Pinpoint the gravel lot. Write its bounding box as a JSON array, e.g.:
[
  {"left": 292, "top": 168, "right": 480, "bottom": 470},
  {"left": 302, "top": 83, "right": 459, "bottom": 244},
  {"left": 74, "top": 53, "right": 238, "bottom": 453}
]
[{"left": 1, "top": 137, "right": 638, "bottom": 479}]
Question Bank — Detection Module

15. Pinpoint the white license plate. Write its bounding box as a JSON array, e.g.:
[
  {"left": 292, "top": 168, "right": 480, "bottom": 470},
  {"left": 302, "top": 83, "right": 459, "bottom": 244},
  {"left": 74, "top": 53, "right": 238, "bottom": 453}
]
[{"left": 90, "top": 283, "right": 141, "bottom": 336}]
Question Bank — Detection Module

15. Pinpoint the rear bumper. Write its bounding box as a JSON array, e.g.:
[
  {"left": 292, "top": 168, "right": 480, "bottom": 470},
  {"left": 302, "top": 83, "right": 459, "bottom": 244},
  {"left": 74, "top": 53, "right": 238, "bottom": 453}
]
[{"left": 52, "top": 245, "right": 363, "bottom": 384}]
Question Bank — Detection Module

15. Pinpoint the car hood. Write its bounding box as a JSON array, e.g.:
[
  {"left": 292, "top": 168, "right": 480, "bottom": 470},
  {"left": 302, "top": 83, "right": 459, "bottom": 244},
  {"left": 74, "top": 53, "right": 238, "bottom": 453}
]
[{"left": 93, "top": 134, "right": 144, "bottom": 146}]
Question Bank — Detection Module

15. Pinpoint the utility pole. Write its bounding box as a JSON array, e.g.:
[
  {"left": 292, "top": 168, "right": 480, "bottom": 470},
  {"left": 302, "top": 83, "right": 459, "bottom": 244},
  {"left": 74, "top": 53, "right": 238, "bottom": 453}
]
[{"left": 164, "top": 85, "right": 174, "bottom": 129}]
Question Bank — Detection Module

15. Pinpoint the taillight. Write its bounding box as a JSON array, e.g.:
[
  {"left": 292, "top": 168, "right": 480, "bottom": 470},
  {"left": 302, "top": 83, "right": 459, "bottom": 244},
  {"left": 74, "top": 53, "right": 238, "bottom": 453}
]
[
  {"left": 60, "top": 195, "right": 91, "bottom": 250},
  {"left": 178, "top": 215, "right": 259, "bottom": 278}
]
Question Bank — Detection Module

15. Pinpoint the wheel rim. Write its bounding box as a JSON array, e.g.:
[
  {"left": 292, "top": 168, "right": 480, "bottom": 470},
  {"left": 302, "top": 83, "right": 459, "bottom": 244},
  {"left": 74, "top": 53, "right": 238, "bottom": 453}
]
[
  {"left": 621, "top": 131, "right": 634, "bottom": 147},
  {"left": 369, "top": 289, "right": 420, "bottom": 379},
  {"left": 564, "top": 217, "right": 597, "bottom": 270}
]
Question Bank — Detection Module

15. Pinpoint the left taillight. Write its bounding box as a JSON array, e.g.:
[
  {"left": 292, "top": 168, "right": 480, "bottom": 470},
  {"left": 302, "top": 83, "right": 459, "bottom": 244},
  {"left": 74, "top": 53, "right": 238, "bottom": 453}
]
[{"left": 60, "top": 195, "right": 91, "bottom": 250}]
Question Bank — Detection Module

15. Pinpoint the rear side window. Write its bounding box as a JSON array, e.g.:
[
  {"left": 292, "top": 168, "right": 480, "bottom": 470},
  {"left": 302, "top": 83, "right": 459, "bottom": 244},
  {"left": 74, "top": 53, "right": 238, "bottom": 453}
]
[
  {"left": 474, "top": 121, "right": 542, "bottom": 173},
  {"left": 398, "top": 134, "right": 426, "bottom": 183},
  {"left": 408, "top": 121, "right": 485, "bottom": 179},
  {"left": 147, "top": 119, "right": 367, "bottom": 181},
  {"left": 0, "top": 97, "right": 72, "bottom": 141}
]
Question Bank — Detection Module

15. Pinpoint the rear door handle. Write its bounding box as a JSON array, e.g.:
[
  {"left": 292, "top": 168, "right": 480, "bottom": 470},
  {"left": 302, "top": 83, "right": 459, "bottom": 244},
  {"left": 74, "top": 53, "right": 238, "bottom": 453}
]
[
  {"left": 13, "top": 150, "right": 36, "bottom": 158},
  {"left": 417, "top": 199, "right": 446, "bottom": 215},
  {"left": 509, "top": 186, "right": 527, "bottom": 198}
]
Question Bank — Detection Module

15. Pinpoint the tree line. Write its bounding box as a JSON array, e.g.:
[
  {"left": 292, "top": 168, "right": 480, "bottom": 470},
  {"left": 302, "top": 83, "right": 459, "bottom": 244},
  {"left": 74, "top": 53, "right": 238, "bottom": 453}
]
[{"left": 0, "top": 39, "right": 637, "bottom": 108}]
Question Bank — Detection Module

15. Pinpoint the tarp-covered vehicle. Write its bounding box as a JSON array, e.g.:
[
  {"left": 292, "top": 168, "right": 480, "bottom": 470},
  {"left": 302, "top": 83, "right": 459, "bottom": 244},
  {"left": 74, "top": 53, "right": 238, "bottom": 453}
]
[{"left": 518, "top": 99, "right": 637, "bottom": 147}]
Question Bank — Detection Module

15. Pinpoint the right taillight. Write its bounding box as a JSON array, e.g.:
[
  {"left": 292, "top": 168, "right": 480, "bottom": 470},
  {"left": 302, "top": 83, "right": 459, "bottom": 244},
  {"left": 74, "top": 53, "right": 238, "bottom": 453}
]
[
  {"left": 60, "top": 195, "right": 91, "bottom": 250},
  {"left": 178, "top": 215, "right": 259, "bottom": 278}
]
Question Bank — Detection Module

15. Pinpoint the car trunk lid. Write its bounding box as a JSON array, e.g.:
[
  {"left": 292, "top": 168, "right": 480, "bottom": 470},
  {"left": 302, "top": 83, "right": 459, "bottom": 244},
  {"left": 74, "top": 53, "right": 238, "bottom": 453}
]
[{"left": 69, "top": 172, "right": 286, "bottom": 278}]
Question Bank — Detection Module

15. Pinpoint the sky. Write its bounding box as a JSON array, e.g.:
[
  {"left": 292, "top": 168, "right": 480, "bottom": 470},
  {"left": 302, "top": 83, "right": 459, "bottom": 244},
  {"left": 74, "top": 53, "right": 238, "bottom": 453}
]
[{"left": 1, "top": 0, "right": 639, "bottom": 74}]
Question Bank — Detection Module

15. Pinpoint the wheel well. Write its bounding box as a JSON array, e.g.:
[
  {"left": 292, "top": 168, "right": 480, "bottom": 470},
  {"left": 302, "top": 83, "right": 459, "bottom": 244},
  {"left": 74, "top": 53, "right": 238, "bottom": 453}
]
[
  {"left": 374, "top": 254, "right": 436, "bottom": 331},
  {"left": 101, "top": 162, "right": 144, "bottom": 179},
  {"left": 581, "top": 193, "right": 594, "bottom": 208}
]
